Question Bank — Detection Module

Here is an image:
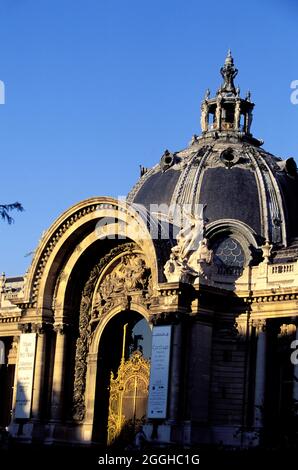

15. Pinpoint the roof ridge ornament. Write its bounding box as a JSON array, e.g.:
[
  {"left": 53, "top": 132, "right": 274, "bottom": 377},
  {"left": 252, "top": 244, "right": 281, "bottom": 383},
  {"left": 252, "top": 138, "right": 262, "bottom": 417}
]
[{"left": 219, "top": 49, "right": 238, "bottom": 94}]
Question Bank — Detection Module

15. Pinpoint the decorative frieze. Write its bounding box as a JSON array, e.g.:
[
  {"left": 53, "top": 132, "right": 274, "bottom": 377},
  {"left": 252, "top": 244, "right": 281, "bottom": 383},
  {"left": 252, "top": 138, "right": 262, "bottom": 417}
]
[{"left": 244, "top": 292, "right": 298, "bottom": 303}]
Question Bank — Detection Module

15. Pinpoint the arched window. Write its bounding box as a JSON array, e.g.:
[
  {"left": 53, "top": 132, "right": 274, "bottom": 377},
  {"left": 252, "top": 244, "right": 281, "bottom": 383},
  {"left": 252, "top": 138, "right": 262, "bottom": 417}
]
[{"left": 213, "top": 237, "right": 245, "bottom": 276}]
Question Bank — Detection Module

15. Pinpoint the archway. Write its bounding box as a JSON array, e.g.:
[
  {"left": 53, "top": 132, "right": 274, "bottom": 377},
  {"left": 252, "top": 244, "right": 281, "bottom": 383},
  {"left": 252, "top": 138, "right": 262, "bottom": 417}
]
[{"left": 92, "top": 310, "right": 151, "bottom": 444}]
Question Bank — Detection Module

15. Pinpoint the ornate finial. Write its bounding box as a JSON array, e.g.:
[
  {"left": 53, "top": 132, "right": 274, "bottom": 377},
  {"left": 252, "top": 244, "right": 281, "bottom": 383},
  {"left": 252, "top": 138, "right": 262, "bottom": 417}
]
[
  {"left": 246, "top": 90, "right": 251, "bottom": 102},
  {"left": 220, "top": 50, "right": 238, "bottom": 94},
  {"left": 226, "top": 49, "right": 233, "bottom": 63},
  {"left": 261, "top": 240, "right": 272, "bottom": 264}
]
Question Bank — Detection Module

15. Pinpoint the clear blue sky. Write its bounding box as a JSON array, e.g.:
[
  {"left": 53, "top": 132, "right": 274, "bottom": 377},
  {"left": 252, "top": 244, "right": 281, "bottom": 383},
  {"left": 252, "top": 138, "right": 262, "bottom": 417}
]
[{"left": 0, "top": 0, "right": 297, "bottom": 276}]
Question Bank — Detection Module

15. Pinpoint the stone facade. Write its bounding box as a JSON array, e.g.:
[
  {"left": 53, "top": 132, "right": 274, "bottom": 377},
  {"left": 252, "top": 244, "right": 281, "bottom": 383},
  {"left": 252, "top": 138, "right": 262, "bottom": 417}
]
[{"left": 0, "top": 53, "right": 298, "bottom": 448}]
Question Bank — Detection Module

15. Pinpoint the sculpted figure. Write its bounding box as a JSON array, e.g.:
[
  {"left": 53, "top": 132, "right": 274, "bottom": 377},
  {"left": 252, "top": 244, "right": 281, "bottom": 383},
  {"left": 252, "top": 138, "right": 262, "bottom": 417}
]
[
  {"left": 200, "top": 101, "right": 209, "bottom": 132},
  {"left": 132, "top": 258, "right": 147, "bottom": 289},
  {"left": 197, "top": 238, "right": 213, "bottom": 266},
  {"left": 165, "top": 206, "right": 214, "bottom": 284},
  {"left": 234, "top": 100, "right": 241, "bottom": 130},
  {"left": 176, "top": 209, "right": 204, "bottom": 261},
  {"left": 164, "top": 252, "right": 181, "bottom": 282},
  {"left": 189, "top": 238, "right": 214, "bottom": 282},
  {"left": 164, "top": 251, "right": 197, "bottom": 283}
]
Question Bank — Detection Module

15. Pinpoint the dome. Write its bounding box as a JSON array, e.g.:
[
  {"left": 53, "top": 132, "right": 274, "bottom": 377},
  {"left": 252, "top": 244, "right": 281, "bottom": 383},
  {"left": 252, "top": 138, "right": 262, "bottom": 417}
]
[{"left": 127, "top": 53, "right": 298, "bottom": 267}]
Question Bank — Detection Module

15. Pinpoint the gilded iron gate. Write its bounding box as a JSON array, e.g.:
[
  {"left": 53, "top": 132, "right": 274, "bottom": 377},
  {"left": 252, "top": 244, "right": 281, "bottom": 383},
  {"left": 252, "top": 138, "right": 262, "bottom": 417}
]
[{"left": 107, "top": 350, "right": 150, "bottom": 445}]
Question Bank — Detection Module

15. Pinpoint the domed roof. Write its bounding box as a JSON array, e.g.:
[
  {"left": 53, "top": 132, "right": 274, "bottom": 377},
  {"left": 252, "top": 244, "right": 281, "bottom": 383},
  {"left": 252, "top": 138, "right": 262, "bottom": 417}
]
[{"left": 127, "top": 53, "right": 298, "bottom": 252}]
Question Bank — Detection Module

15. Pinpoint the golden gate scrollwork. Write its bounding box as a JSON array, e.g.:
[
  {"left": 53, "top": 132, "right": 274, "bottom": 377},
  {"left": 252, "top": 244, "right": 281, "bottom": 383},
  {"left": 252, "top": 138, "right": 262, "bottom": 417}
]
[{"left": 107, "top": 350, "right": 150, "bottom": 445}]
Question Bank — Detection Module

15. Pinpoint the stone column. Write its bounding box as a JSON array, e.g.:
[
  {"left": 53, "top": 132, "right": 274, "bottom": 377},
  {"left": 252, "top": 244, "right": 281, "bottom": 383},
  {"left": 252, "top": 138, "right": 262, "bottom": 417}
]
[
  {"left": 31, "top": 323, "right": 47, "bottom": 420},
  {"left": 215, "top": 93, "right": 222, "bottom": 130},
  {"left": 50, "top": 323, "right": 68, "bottom": 421},
  {"left": 168, "top": 323, "right": 183, "bottom": 421},
  {"left": 84, "top": 353, "right": 98, "bottom": 421},
  {"left": 253, "top": 319, "right": 267, "bottom": 428}
]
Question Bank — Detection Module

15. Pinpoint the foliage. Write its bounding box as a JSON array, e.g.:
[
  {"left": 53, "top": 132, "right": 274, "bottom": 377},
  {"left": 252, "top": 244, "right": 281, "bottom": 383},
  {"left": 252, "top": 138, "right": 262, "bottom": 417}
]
[{"left": 0, "top": 202, "right": 24, "bottom": 224}]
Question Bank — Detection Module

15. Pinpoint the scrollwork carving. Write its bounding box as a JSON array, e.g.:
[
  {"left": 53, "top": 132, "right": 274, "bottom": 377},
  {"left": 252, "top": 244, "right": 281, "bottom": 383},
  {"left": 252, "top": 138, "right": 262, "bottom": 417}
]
[
  {"left": 92, "top": 255, "right": 151, "bottom": 319},
  {"left": 72, "top": 243, "right": 151, "bottom": 421}
]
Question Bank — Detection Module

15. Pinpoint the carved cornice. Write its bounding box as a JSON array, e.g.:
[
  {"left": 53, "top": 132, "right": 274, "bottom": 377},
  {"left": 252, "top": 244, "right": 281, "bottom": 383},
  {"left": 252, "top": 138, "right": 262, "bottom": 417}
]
[
  {"left": 243, "top": 292, "right": 298, "bottom": 304},
  {"left": 11, "top": 301, "right": 36, "bottom": 309},
  {"left": 0, "top": 315, "right": 21, "bottom": 324}
]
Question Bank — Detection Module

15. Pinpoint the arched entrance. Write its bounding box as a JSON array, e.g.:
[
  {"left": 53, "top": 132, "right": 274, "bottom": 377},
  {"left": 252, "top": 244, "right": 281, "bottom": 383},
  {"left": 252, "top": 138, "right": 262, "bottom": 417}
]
[{"left": 93, "top": 310, "right": 151, "bottom": 445}]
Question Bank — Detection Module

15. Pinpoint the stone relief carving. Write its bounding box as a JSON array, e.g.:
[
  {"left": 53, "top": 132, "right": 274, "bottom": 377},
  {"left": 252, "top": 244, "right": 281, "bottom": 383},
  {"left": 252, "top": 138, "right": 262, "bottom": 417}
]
[
  {"left": 189, "top": 238, "right": 214, "bottom": 283},
  {"left": 163, "top": 209, "right": 214, "bottom": 285},
  {"left": 164, "top": 252, "right": 197, "bottom": 283},
  {"left": 91, "top": 255, "right": 151, "bottom": 320},
  {"left": 72, "top": 243, "right": 151, "bottom": 421},
  {"left": 176, "top": 210, "right": 205, "bottom": 260},
  {"left": 195, "top": 145, "right": 251, "bottom": 171}
]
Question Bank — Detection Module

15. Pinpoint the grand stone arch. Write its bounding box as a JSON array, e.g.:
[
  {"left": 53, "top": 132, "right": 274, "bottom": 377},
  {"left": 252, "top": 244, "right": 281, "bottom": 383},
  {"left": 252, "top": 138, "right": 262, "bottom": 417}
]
[
  {"left": 11, "top": 197, "right": 170, "bottom": 443},
  {"left": 21, "top": 197, "right": 171, "bottom": 314}
]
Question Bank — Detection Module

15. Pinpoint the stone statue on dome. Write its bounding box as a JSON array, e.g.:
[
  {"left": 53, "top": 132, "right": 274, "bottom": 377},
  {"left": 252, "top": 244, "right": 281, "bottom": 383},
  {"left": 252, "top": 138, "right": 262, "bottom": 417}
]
[
  {"left": 175, "top": 208, "right": 205, "bottom": 261},
  {"left": 164, "top": 208, "right": 214, "bottom": 284}
]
